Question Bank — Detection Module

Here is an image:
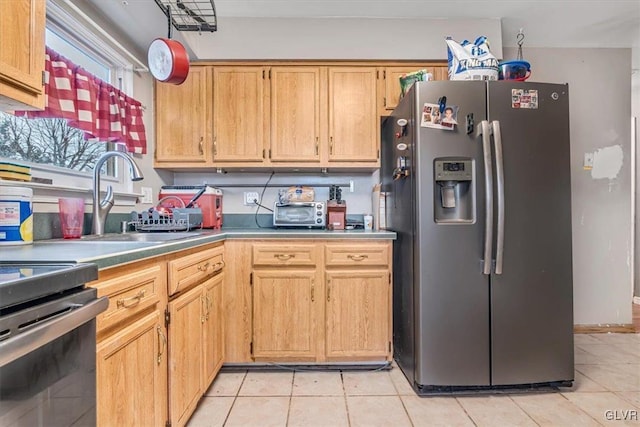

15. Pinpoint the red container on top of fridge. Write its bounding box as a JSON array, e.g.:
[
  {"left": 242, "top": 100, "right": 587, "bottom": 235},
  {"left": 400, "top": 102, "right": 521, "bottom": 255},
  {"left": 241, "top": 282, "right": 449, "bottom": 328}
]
[{"left": 158, "top": 185, "right": 223, "bottom": 229}]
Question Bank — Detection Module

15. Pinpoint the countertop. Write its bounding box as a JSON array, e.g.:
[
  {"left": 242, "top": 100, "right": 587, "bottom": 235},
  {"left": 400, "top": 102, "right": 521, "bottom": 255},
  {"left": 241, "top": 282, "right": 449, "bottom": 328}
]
[{"left": 5, "top": 228, "right": 396, "bottom": 270}]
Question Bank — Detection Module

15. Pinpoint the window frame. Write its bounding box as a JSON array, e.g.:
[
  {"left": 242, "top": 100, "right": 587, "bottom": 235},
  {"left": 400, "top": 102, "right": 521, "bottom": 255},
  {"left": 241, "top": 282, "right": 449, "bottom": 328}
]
[{"left": 0, "top": 0, "right": 144, "bottom": 195}]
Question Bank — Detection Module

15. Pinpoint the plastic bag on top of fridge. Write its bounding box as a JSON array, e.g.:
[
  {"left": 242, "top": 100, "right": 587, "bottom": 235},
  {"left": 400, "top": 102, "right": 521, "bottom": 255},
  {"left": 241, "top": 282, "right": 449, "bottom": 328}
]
[{"left": 446, "top": 36, "right": 499, "bottom": 81}]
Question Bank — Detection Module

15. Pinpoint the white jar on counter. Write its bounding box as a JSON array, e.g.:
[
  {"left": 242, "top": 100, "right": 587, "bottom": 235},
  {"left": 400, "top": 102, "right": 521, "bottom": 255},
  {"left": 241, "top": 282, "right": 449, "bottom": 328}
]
[
  {"left": 0, "top": 186, "right": 33, "bottom": 245},
  {"left": 364, "top": 214, "right": 373, "bottom": 231}
]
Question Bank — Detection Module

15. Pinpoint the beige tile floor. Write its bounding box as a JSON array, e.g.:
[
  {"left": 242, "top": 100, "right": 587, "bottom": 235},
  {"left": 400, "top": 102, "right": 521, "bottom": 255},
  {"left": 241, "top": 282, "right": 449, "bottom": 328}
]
[{"left": 188, "top": 333, "right": 640, "bottom": 426}]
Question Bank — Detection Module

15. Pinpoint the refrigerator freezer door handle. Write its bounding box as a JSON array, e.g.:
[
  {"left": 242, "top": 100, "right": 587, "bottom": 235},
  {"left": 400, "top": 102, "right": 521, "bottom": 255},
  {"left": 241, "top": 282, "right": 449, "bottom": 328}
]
[
  {"left": 478, "top": 120, "right": 494, "bottom": 275},
  {"left": 493, "top": 120, "right": 505, "bottom": 275}
]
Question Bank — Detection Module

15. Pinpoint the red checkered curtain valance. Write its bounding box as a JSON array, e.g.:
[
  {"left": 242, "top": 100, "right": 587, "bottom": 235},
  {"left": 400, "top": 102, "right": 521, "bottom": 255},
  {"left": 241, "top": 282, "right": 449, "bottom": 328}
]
[{"left": 18, "top": 47, "right": 147, "bottom": 154}]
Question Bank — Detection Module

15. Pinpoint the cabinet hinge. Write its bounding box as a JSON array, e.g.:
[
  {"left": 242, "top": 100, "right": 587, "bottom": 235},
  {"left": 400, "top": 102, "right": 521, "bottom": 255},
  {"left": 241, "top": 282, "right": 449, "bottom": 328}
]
[
  {"left": 262, "top": 149, "right": 266, "bottom": 159},
  {"left": 250, "top": 272, "right": 253, "bottom": 285},
  {"left": 269, "top": 69, "right": 271, "bottom": 79},
  {"left": 384, "top": 70, "right": 386, "bottom": 79},
  {"left": 164, "top": 308, "right": 170, "bottom": 327},
  {"left": 389, "top": 272, "right": 391, "bottom": 285},
  {"left": 42, "top": 71, "right": 46, "bottom": 86},
  {"left": 166, "top": 420, "right": 171, "bottom": 427},
  {"left": 377, "top": 149, "right": 380, "bottom": 159},
  {"left": 376, "top": 70, "right": 379, "bottom": 79},
  {"left": 383, "top": 97, "right": 386, "bottom": 107},
  {"left": 262, "top": 69, "right": 265, "bottom": 79},
  {"left": 250, "top": 341, "right": 253, "bottom": 355},
  {"left": 268, "top": 149, "right": 272, "bottom": 159},
  {"left": 389, "top": 341, "right": 392, "bottom": 352}
]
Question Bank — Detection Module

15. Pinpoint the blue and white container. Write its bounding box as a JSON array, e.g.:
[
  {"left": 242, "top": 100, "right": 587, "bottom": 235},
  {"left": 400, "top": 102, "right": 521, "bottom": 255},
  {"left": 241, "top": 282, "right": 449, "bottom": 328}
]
[{"left": 0, "top": 186, "right": 33, "bottom": 245}]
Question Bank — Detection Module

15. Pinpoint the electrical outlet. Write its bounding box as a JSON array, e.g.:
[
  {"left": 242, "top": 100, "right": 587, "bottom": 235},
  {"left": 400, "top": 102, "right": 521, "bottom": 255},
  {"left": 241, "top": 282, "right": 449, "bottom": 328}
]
[
  {"left": 244, "top": 191, "right": 259, "bottom": 206},
  {"left": 140, "top": 186, "right": 153, "bottom": 204},
  {"left": 583, "top": 152, "right": 594, "bottom": 170}
]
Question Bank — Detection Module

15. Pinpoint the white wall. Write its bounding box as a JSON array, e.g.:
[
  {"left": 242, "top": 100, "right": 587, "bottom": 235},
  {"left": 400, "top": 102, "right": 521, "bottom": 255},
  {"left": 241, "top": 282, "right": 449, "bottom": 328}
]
[
  {"left": 503, "top": 47, "right": 633, "bottom": 325},
  {"left": 128, "top": 71, "right": 173, "bottom": 212},
  {"left": 184, "top": 17, "right": 503, "bottom": 60}
]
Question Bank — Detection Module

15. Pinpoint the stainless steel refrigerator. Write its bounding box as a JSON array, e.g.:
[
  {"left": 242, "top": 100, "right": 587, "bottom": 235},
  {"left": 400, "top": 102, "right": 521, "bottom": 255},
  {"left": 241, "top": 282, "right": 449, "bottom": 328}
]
[{"left": 381, "top": 81, "right": 574, "bottom": 392}]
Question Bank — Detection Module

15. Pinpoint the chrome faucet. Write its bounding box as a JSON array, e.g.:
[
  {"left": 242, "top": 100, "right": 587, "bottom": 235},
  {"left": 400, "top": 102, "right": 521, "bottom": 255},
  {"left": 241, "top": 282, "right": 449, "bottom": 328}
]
[{"left": 92, "top": 151, "right": 144, "bottom": 235}]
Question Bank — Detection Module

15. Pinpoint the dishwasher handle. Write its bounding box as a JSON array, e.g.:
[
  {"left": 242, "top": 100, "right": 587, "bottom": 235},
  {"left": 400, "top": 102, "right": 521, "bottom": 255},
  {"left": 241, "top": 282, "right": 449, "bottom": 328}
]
[{"left": 0, "top": 296, "right": 108, "bottom": 368}]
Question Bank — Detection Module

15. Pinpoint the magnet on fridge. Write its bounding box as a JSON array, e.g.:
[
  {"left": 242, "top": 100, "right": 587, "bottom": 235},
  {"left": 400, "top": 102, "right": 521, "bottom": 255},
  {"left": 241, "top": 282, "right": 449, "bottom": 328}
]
[
  {"left": 466, "top": 113, "right": 475, "bottom": 134},
  {"left": 397, "top": 119, "right": 408, "bottom": 126},
  {"left": 438, "top": 96, "right": 447, "bottom": 113}
]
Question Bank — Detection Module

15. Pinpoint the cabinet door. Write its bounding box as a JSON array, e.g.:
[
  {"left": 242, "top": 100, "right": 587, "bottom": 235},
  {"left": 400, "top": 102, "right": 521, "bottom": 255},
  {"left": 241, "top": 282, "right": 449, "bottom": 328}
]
[
  {"left": 155, "top": 67, "right": 210, "bottom": 164},
  {"left": 168, "top": 285, "right": 204, "bottom": 427},
  {"left": 203, "top": 273, "right": 224, "bottom": 388},
  {"left": 213, "top": 66, "right": 266, "bottom": 162},
  {"left": 328, "top": 67, "right": 378, "bottom": 162},
  {"left": 252, "top": 270, "right": 319, "bottom": 360},
  {"left": 0, "top": 0, "right": 45, "bottom": 110},
  {"left": 382, "top": 65, "right": 449, "bottom": 113},
  {"left": 269, "top": 66, "right": 321, "bottom": 162},
  {"left": 325, "top": 271, "right": 391, "bottom": 359},
  {"left": 97, "top": 311, "right": 167, "bottom": 427}
]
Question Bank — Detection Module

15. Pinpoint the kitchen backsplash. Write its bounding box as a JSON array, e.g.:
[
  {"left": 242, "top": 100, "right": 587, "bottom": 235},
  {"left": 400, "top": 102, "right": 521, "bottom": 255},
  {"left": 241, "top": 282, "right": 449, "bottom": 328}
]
[{"left": 172, "top": 171, "right": 379, "bottom": 216}]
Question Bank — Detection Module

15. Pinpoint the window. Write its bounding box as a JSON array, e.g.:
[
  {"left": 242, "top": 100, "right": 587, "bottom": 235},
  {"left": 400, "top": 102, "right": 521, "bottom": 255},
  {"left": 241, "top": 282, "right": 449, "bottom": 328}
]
[{"left": 0, "top": 0, "right": 137, "bottom": 180}]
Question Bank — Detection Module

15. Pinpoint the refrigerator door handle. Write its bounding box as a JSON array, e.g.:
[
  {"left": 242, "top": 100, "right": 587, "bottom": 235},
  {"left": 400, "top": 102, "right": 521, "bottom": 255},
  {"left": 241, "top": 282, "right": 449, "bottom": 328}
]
[
  {"left": 478, "top": 120, "right": 494, "bottom": 275},
  {"left": 492, "top": 120, "right": 505, "bottom": 275}
]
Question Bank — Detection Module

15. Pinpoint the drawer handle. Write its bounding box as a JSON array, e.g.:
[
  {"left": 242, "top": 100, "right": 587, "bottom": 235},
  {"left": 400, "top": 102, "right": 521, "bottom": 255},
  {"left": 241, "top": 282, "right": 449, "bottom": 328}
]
[
  {"left": 116, "top": 289, "right": 146, "bottom": 308},
  {"left": 213, "top": 260, "right": 225, "bottom": 273},
  {"left": 198, "top": 262, "right": 211, "bottom": 272},
  {"left": 275, "top": 253, "right": 295, "bottom": 261},
  {"left": 347, "top": 254, "right": 368, "bottom": 261}
]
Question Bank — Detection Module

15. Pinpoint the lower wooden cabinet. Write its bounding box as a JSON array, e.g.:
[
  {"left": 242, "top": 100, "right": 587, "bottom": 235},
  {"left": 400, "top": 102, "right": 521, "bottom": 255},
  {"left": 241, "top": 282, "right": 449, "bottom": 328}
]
[
  {"left": 93, "top": 243, "right": 224, "bottom": 427},
  {"left": 168, "top": 257, "right": 225, "bottom": 427},
  {"left": 229, "top": 240, "right": 393, "bottom": 364},
  {"left": 252, "top": 270, "right": 320, "bottom": 360},
  {"left": 325, "top": 271, "right": 391, "bottom": 360},
  {"left": 168, "top": 285, "right": 204, "bottom": 427},
  {"left": 96, "top": 311, "right": 167, "bottom": 427},
  {"left": 203, "top": 273, "right": 225, "bottom": 388}
]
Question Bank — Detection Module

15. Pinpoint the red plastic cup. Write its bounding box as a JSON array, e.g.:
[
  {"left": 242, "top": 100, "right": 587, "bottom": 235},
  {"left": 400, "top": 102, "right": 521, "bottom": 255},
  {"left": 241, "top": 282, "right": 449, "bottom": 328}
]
[{"left": 58, "top": 197, "right": 85, "bottom": 239}]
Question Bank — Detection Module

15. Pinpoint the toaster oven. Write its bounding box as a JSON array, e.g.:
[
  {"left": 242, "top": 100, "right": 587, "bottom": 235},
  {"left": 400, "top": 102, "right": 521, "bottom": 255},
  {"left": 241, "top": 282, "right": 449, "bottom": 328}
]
[{"left": 273, "top": 202, "right": 326, "bottom": 228}]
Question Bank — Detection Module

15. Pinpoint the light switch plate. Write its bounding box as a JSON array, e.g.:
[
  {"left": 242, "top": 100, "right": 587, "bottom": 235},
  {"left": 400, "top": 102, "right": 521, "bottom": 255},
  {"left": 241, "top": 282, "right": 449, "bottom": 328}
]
[
  {"left": 583, "top": 152, "right": 594, "bottom": 170},
  {"left": 244, "top": 192, "right": 259, "bottom": 205},
  {"left": 140, "top": 186, "right": 153, "bottom": 204}
]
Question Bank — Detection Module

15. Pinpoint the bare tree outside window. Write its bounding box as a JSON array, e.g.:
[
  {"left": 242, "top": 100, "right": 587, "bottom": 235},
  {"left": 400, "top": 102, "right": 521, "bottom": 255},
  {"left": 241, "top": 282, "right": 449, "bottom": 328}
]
[{"left": 0, "top": 112, "right": 107, "bottom": 172}]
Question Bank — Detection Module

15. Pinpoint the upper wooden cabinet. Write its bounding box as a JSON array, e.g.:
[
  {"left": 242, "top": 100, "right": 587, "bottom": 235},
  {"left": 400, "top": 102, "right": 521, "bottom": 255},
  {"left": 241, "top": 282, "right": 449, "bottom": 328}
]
[
  {"left": 154, "top": 61, "right": 446, "bottom": 170},
  {"left": 0, "top": 0, "right": 45, "bottom": 110},
  {"left": 328, "top": 67, "right": 378, "bottom": 163},
  {"left": 380, "top": 65, "right": 449, "bottom": 114},
  {"left": 155, "top": 67, "right": 211, "bottom": 165},
  {"left": 269, "top": 66, "right": 322, "bottom": 163},
  {"left": 212, "top": 66, "right": 266, "bottom": 163}
]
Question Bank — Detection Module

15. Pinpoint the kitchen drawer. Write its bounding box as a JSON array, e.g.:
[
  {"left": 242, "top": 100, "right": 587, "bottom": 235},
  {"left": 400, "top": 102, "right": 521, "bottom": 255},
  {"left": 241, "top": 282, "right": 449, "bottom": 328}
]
[
  {"left": 325, "top": 243, "right": 390, "bottom": 267},
  {"left": 168, "top": 245, "right": 224, "bottom": 296},
  {"left": 94, "top": 264, "right": 163, "bottom": 333},
  {"left": 252, "top": 243, "right": 319, "bottom": 267}
]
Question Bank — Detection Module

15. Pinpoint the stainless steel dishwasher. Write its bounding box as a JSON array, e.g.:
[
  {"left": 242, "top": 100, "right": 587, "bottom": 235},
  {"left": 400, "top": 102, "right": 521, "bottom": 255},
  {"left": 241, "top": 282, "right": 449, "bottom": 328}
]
[{"left": 0, "top": 263, "right": 107, "bottom": 427}]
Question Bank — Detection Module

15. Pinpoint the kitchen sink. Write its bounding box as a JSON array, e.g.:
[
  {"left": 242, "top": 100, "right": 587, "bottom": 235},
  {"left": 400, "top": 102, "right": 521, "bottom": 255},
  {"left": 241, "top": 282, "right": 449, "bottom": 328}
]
[{"left": 77, "top": 232, "right": 205, "bottom": 243}]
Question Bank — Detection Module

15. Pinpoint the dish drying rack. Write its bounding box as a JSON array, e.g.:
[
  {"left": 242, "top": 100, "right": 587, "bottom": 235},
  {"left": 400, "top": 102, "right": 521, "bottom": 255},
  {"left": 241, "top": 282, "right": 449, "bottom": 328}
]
[{"left": 130, "top": 196, "right": 203, "bottom": 232}]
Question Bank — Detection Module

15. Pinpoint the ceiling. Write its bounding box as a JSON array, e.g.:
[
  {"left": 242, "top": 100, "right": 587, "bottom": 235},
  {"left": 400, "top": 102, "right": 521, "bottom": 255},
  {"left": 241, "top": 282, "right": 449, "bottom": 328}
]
[{"left": 81, "top": 0, "right": 639, "bottom": 59}]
